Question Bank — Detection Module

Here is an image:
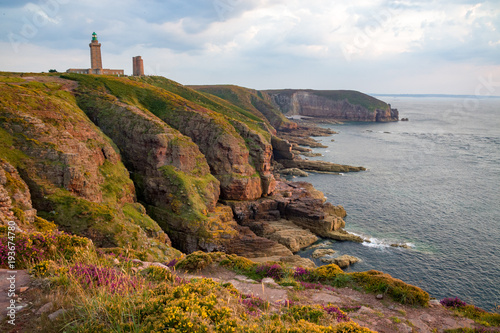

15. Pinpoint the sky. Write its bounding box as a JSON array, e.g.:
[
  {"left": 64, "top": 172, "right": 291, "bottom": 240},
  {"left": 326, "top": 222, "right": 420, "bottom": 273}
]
[{"left": 0, "top": 0, "right": 499, "bottom": 95}]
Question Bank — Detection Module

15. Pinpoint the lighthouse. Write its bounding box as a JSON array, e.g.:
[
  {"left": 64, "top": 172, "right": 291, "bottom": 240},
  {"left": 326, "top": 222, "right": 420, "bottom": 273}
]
[{"left": 89, "top": 32, "right": 103, "bottom": 74}]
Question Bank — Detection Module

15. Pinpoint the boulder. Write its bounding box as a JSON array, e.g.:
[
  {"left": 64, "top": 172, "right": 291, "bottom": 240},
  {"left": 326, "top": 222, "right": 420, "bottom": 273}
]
[
  {"left": 312, "top": 249, "right": 336, "bottom": 258},
  {"left": 271, "top": 136, "right": 294, "bottom": 160},
  {"left": 278, "top": 159, "right": 366, "bottom": 173},
  {"left": 224, "top": 225, "right": 293, "bottom": 258},
  {"left": 332, "top": 255, "right": 360, "bottom": 268},
  {"left": 280, "top": 168, "right": 309, "bottom": 177},
  {"left": 265, "top": 219, "right": 318, "bottom": 252},
  {"left": 279, "top": 255, "right": 316, "bottom": 269}
]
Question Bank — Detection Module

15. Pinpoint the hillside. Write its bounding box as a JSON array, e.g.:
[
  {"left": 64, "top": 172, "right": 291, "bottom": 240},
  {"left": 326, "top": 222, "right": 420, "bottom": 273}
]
[
  {"left": 188, "top": 84, "right": 297, "bottom": 130},
  {"left": 1, "top": 73, "right": 497, "bottom": 332}
]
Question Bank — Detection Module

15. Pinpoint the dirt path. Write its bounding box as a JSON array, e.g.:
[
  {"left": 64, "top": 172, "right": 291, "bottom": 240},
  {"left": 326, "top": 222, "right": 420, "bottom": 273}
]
[
  {"left": 0, "top": 269, "right": 31, "bottom": 322},
  {"left": 180, "top": 266, "right": 478, "bottom": 333}
]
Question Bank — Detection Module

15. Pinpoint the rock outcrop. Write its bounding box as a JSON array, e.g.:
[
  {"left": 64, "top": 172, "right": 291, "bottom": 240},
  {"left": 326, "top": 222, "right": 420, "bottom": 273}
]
[
  {"left": 266, "top": 89, "right": 398, "bottom": 122},
  {"left": 0, "top": 78, "right": 177, "bottom": 260},
  {"left": 0, "top": 159, "right": 36, "bottom": 228},
  {"left": 75, "top": 86, "right": 230, "bottom": 253},
  {"left": 94, "top": 76, "right": 265, "bottom": 201},
  {"left": 321, "top": 255, "right": 361, "bottom": 268},
  {"left": 278, "top": 159, "right": 366, "bottom": 173},
  {"left": 224, "top": 180, "right": 361, "bottom": 245}
]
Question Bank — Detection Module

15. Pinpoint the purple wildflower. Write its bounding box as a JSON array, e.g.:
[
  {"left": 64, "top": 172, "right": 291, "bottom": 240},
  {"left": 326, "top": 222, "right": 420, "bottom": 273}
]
[
  {"left": 323, "top": 305, "right": 350, "bottom": 322},
  {"left": 440, "top": 297, "right": 467, "bottom": 308}
]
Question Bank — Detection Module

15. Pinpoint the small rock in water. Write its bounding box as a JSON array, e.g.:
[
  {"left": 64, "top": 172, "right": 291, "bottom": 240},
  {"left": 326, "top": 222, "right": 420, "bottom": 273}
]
[
  {"left": 312, "top": 249, "right": 336, "bottom": 258},
  {"left": 376, "top": 294, "right": 384, "bottom": 300},
  {"left": 333, "top": 255, "right": 360, "bottom": 268}
]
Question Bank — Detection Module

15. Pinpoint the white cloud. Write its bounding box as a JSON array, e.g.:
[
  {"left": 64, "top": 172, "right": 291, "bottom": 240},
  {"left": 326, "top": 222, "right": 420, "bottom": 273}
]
[{"left": 0, "top": 0, "right": 499, "bottom": 94}]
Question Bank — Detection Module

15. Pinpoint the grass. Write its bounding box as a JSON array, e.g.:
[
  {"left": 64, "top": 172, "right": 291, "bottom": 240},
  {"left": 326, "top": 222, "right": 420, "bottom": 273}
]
[
  {"left": 266, "top": 89, "right": 389, "bottom": 112},
  {"left": 189, "top": 84, "right": 292, "bottom": 131},
  {"left": 0, "top": 231, "right": 377, "bottom": 333},
  {"left": 441, "top": 298, "right": 500, "bottom": 327}
]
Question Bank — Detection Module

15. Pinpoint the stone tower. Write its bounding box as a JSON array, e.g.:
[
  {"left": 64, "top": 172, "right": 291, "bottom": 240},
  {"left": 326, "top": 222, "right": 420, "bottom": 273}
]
[
  {"left": 89, "top": 32, "right": 102, "bottom": 74},
  {"left": 132, "top": 56, "right": 144, "bottom": 76}
]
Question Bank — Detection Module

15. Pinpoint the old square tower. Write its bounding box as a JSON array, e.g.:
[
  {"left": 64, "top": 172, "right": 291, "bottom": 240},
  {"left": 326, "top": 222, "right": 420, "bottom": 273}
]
[{"left": 66, "top": 32, "right": 124, "bottom": 75}]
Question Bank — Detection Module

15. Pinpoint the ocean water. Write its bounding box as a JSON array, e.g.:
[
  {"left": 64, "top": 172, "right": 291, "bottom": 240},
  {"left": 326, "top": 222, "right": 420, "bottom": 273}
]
[{"left": 295, "top": 96, "right": 500, "bottom": 311}]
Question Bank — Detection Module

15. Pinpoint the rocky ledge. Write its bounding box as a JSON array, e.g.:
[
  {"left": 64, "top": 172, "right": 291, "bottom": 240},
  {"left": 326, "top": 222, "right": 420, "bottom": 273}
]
[{"left": 223, "top": 180, "right": 363, "bottom": 255}]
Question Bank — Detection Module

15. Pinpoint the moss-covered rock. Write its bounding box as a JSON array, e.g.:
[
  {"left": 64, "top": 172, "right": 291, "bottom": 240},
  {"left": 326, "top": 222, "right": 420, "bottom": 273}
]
[
  {"left": 0, "top": 76, "right": 177, "bottom": 261},
  {"left": 63, "top": 74, "right": 264, "bottom": 200},
  {"left": 73, "top": 80, "right": 230, "bottom": 252}
]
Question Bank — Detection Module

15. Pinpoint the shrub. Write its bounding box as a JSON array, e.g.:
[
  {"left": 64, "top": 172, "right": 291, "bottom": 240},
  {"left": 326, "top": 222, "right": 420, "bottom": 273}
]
[
  {"left": 29, "top": 260, "right": 50, "bottom": 277},
  {"left": 138, "top": 278, "right": 238, "bottom": 333},
  {"left": 255, "top": 262, "right": 284, "bottom": 281},
  {"left": 175, "top": 251, "right": 213, "bottom": 272},
  {"left": 441, "top": 297, "right": 467, "bottom": 308},
  {"left": 323, "top": 305, "right": 350, "bottom": 323},
  {"left": 284, "top": 305, "right": 325, "bottom": 324},
  {"left": 166, "top": 258, "right": 178, "bottom": 267},
  {"left": 314, "top": 264, "right": 343, "bottom": 280},
  {"left": 294, "top": 266, "right": 319, "bottom": 282},
  {"left": 0, "top": 230, "right": 91, "bottom": 268},
  {"left": 142, "top": 265, "right": 173, "bottom": 282},
  {"left": 351, "top": 270, "right": 430, "bottom": 306},
  {"left": 278, "top": 276, "right": 302, "bottom": 289},
  {"left": 69, "top": 263, "right": 139, "bottom": 294},
  {"left": 219, "top": 254, "right": 257, "bottom": 272},
  {"left": 240, "top": 294, "right": 269, "bottom": 314}
]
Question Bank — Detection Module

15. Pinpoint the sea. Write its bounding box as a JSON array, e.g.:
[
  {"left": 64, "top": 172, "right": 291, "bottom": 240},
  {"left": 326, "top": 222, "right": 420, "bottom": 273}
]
[{"left": 295, "top": 96, "right": 500, "bottom": 312}]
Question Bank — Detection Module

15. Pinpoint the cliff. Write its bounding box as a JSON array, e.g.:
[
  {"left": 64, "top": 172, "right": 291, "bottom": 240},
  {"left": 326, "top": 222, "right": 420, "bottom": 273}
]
[
  {"left": 1, "top": 74, "right": 497, "bottom": 333},
  {"left": 0, "top": 74, "right": 371, "bottom": 257},
  {"left": 188, "top": 84, "right": 298, "bottom": 130},
  {"left": 266, "top": 89, "right": 399, "bottom": 122},
  {"left": 0, "top": 77, "right": 178, "bottom": 260}
]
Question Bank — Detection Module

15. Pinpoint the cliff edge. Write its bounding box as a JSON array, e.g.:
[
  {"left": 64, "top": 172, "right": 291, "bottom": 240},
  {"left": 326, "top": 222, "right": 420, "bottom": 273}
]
[{"left": 266, "top": 89, "right": 399, "bottom": 122}]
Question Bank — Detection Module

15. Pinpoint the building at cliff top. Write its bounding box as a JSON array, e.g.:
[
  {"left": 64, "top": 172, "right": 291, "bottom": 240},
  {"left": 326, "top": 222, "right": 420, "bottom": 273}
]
[
  {"left": 66, "top": 32, "right": 124, "bottom": 75},
  {"left": 132, "top": 56, "right": 144, "bottom": 76}
]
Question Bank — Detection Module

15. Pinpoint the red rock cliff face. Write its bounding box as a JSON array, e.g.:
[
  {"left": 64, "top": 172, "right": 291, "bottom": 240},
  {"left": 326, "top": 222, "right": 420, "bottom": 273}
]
[
  {"left": 0, "top": 159, "right": 36, "bottom": 228},
  {"left": 267, "top": 90, "right": 398, "bottom": 122},
  {"left": 0, "top": 84, "right": 132, "bottom": 206},
  {"left": 76, "top": 89, "right": 237, "bottom": 253},
  {"left": 0, "top": 81, "right": 176, "bottom": 258},
  {"left": 230, "top": 120, "right": 276, "bottom": 196},
  {"left": 101, "top": 78, "right": 265, "bottom": 201}
]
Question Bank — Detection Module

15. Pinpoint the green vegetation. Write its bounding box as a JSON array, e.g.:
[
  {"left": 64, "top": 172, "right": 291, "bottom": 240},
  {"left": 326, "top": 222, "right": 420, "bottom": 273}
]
[
  {"left": 0, "top": 75, "right": 180, "bottom": 262},
  {"left": 266, "top": 89, "right": 389, "bottom": 112},
  {"left": 176, "top": 252, "right": 430, "bottom": 307},
  {"left": 351, "top": 270, "right": 430, "bottom": 307},
  {"left": 0, "top": 236, "right": 376, "bottom": 332},
  {"left": 190, "top": 84, "right": 292, "bottom": 130},
  {"left": 133, "top": 76, "right": 273, "bottom": 137},
  {"left": 440, "top": 298, "right": 500, "bottom": 327},
  {"left": 0, "top": 76, "right": 25, "bottom": 83}
]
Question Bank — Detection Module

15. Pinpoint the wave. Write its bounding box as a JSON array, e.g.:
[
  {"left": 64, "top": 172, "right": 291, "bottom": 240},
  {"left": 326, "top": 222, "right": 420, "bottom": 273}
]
[{"left": 348, "top": 231, "right": 414, "bottom": 250}]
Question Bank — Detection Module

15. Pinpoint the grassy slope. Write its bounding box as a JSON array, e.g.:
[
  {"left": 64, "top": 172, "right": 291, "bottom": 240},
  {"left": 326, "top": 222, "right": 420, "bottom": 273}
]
[
  {"left": 133, "top": 76, "right": 274, "bottom": 139},
  {"left": 265, "top": 89, "right": 390, "bottom": 112},
  {"left": 0, "top": 74, "right": 179, "bottom": 261},
  {"left": 189, "top": 84, "right": 293, "bottom": 130},
  {"left": 62, "top": 75, "right": 264, "bottom": 188}
]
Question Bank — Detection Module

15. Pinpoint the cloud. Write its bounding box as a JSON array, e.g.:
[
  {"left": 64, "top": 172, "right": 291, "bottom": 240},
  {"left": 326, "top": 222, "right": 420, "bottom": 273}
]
[{"left": 0, "top": 0, "right": 499, "bottom": 94}]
